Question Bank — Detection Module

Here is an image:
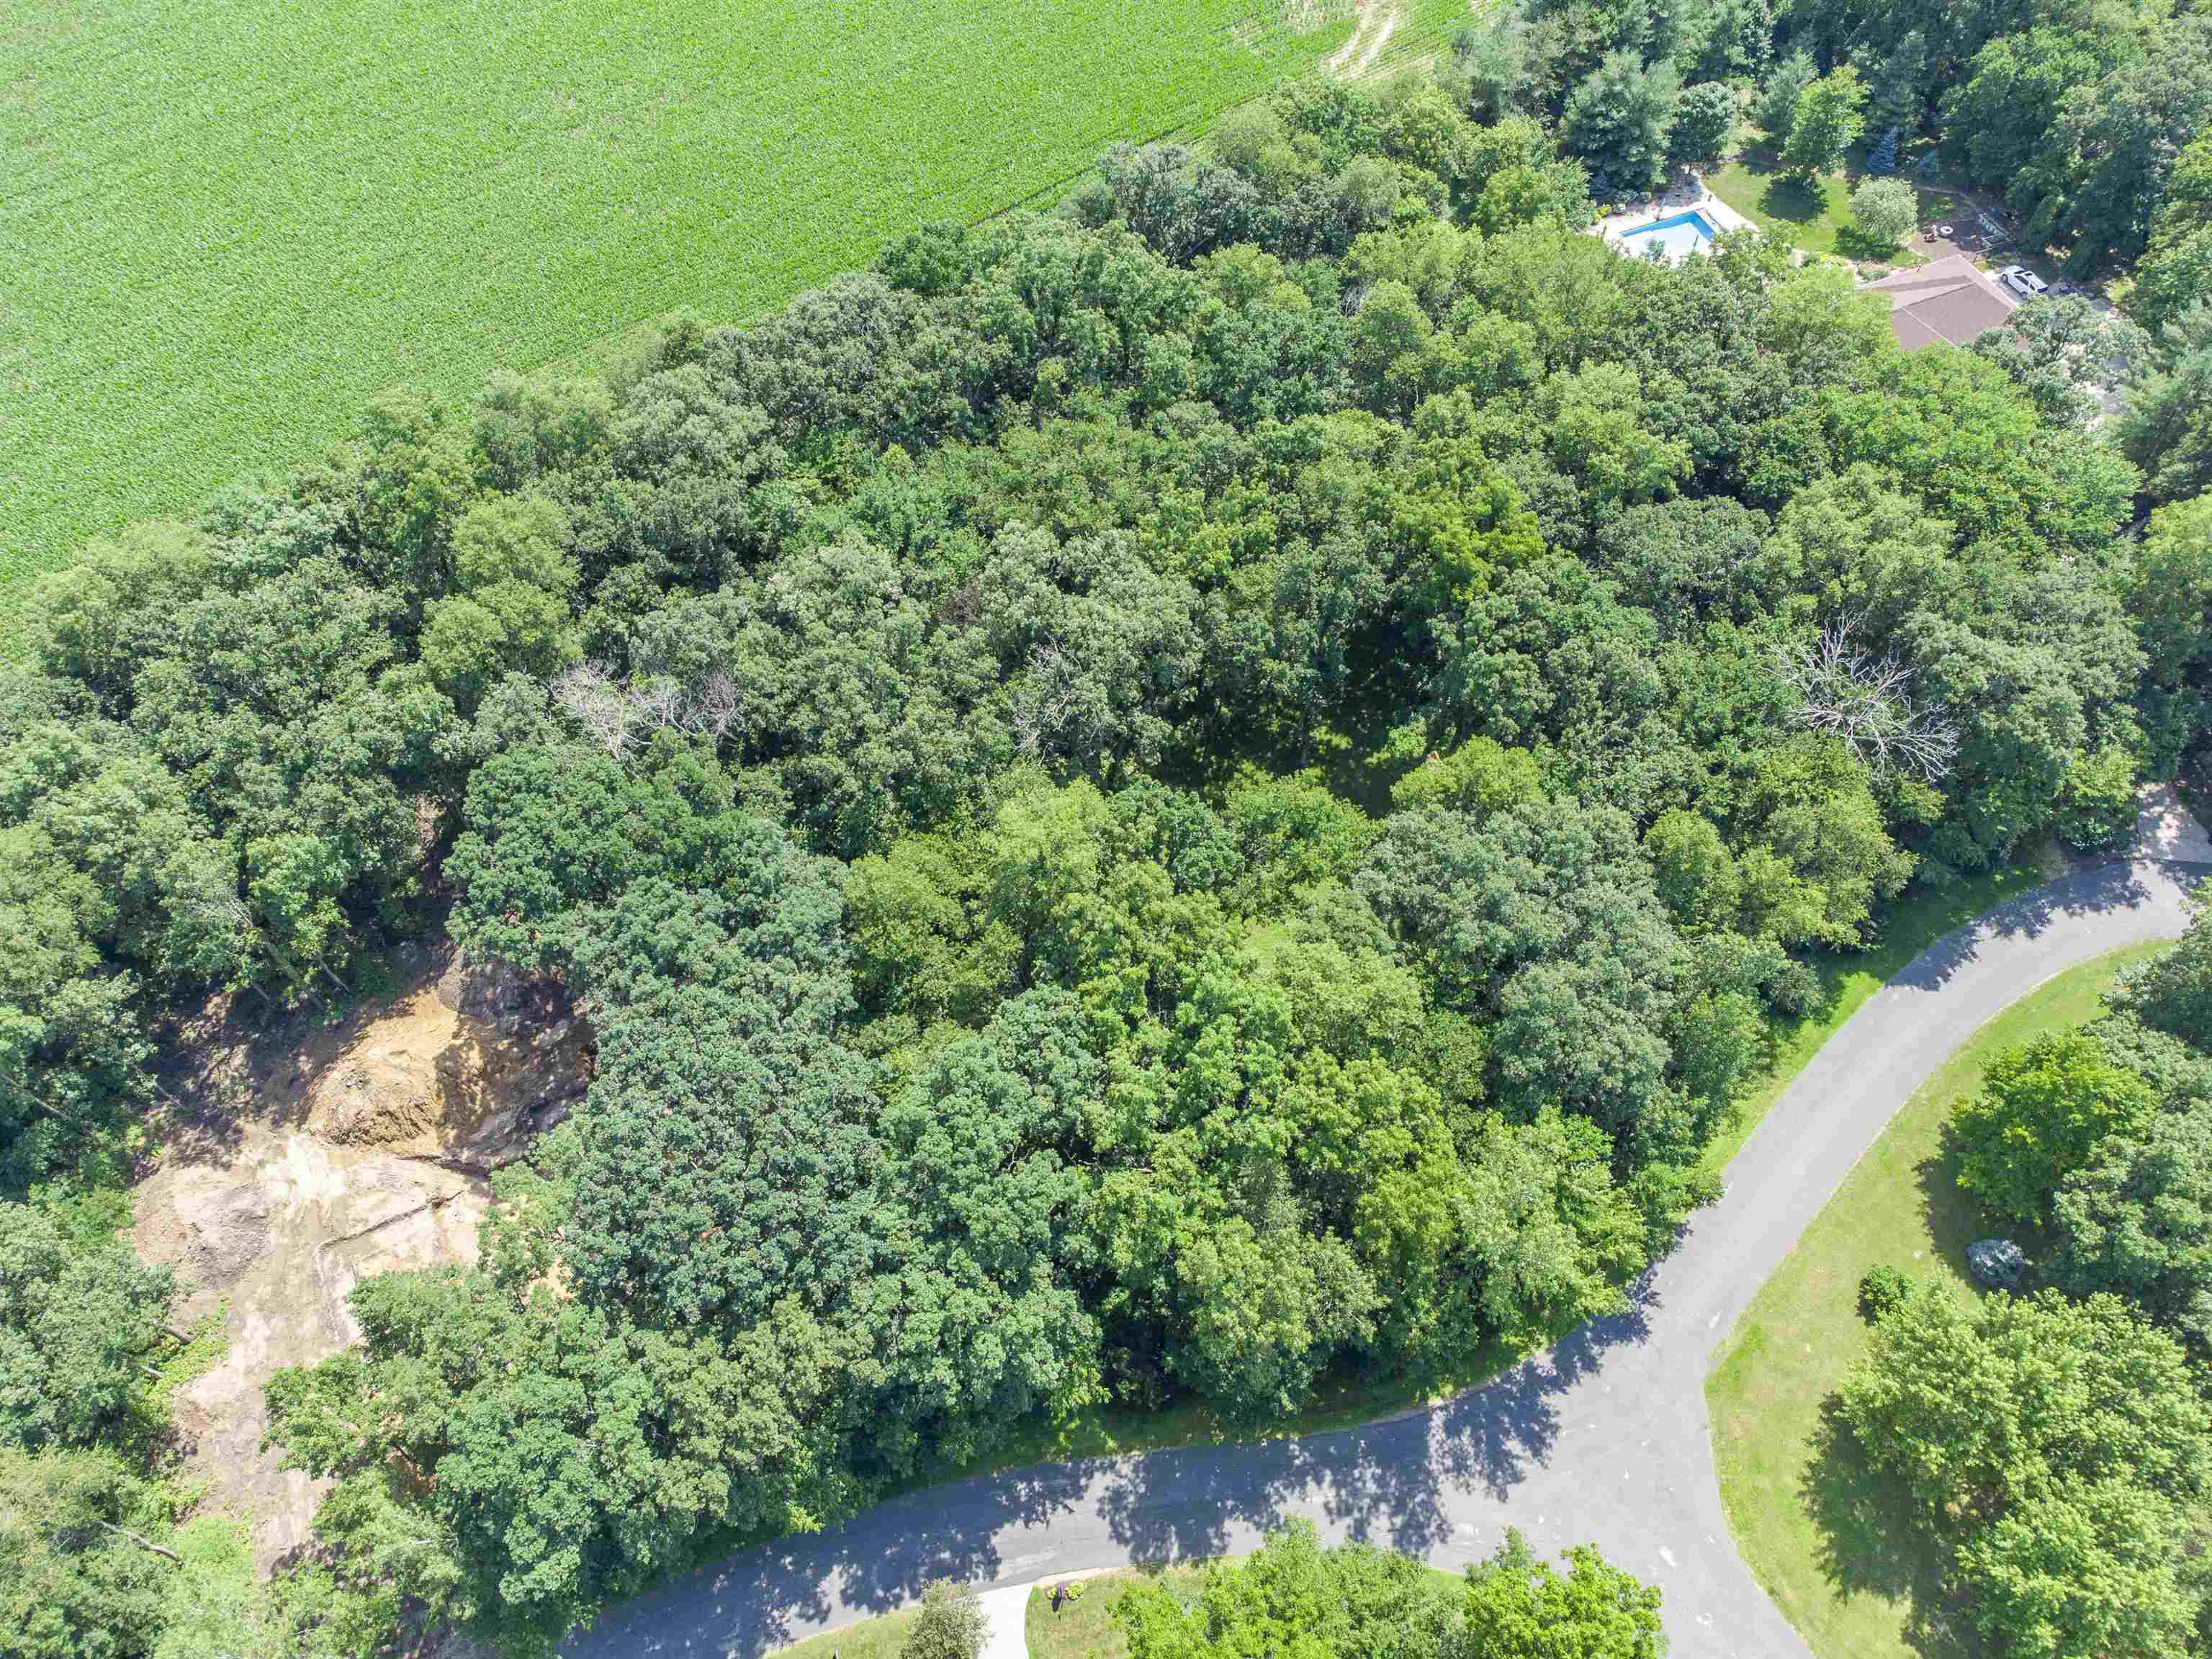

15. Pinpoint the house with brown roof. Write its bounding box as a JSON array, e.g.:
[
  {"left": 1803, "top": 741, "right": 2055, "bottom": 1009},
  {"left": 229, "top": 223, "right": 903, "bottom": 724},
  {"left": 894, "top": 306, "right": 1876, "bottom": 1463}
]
[{"left": 1865, "top": 254, "right": 2019, "bottom": 351}]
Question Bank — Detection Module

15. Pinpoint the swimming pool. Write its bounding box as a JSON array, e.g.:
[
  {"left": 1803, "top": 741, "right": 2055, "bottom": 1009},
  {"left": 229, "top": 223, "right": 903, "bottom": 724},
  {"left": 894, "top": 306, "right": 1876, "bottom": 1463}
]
[{"left": 1616, "top": 209, "right": 1718, "bottom": 263}]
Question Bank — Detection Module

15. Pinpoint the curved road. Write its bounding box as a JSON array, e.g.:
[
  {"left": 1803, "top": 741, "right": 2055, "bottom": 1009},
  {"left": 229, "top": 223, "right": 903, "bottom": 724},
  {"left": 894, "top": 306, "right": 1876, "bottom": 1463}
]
[{"left": 571, "top": 854, "right": 2203, "bottom": 1659}]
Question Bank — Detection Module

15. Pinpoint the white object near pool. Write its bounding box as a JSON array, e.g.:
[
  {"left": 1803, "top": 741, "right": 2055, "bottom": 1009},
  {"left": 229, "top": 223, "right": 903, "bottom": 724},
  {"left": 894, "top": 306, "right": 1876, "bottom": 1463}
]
[{"left": 1615, "top": 208, "right": 1719, "bottom": 263}]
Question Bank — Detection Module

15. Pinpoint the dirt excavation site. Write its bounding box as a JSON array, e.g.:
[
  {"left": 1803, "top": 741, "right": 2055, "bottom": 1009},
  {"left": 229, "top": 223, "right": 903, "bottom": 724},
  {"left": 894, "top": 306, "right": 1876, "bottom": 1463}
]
[{"left": 135, "top": 944, "right": 593, "bottom": 1566}]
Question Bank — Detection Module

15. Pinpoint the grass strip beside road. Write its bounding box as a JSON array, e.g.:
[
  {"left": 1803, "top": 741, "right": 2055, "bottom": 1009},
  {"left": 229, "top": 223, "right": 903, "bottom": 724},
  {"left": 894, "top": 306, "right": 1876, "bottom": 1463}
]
[
  {"left": 1705, "top": 940, "right": 2164, "bottom": 1659},
  {"left": 768, "top": 1557, "right": 1466, "bottom": 1658},
  {"left": 765, "top": 1603, "right": 923, "bottom": 1659}
]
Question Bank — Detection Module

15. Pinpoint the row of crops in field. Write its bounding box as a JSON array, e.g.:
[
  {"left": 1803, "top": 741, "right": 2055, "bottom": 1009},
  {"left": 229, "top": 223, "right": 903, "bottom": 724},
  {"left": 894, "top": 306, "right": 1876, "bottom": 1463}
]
[{"left": 0, "top": 0, "right": 1465, "bottom": 598}]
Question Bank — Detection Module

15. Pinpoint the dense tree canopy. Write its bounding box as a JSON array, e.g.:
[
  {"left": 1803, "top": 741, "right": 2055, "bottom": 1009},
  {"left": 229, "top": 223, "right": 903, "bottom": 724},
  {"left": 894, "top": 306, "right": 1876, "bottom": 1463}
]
[
  {"left": 0, "top": 1205, "right": 175, "bottom": 1454},
  {"left": 1840, "top": 1289, "right": 2211, "bottom": 1659},
  {"left": 1948, "top": 1033, "right": 2157, "bottom": 1225},
  {"left": 1, "top": 45, "right": 2203, "bottom": 1659}
]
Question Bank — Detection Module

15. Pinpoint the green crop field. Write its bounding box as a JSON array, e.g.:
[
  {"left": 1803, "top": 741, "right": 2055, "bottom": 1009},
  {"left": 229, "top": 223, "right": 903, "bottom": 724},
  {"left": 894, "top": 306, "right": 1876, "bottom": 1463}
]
[{"left": 1, "top": 0, "right": 1467, "bottom": 600}]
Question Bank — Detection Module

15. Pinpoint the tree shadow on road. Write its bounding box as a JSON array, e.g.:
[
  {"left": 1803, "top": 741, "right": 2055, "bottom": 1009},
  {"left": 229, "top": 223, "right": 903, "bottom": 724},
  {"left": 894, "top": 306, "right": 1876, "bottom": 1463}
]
[
  {"left": 1090, "top": 1270, "right": 1660, "bottom": 1568},
  {"left": 1431, "top": 1272, "right": 1658, "bottom": 1504},
  {"left": 568, "top": 1457, "right": 1090, "bottom": 1657},
  {"left": 1895, "top": 861, "right": 2163, "bottom": 994}
]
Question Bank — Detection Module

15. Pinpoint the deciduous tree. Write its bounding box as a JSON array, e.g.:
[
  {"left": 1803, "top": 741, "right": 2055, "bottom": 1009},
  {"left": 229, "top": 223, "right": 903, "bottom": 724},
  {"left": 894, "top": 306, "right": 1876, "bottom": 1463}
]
[
  {"left": 1950, "top": 1033, "right": 2157, "bottom": 1223},
  {"left": 1781, "top": 68, "right": 1867, "bottom": 182}
]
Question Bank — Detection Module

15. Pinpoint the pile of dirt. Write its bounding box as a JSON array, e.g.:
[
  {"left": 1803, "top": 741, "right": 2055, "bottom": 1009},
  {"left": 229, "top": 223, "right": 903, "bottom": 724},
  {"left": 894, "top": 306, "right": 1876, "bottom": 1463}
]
[
  {"left": 136, "top": 938, "right": 593, "bottom": 1568},
  {"left": 303, "top": 954, "right": 590, "bottom": 1171}
]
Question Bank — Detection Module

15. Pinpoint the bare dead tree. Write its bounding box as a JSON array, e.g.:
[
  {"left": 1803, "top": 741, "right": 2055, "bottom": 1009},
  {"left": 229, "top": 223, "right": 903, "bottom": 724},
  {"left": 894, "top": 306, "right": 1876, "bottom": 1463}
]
[
  {"left": 629, "top": 675, "right": 686, "bottom": 734},
  {"left": 1782, "top": 621, "right": 1959, "bottom": 783},
  {"left": 552, "top": 662, "right": 648, "bottom": 760},
  {"left": 94, "top": 1519, "right": 181, "bottom": 1564},
  {"left": 554, "top": 661, "right": 749, "bottom": 761},
  {"left": 685, "top": 670, "right": 745, "bottom": 744},
  {"left": 1008, "top": 639, "right": 1084, "bottom": 757}
]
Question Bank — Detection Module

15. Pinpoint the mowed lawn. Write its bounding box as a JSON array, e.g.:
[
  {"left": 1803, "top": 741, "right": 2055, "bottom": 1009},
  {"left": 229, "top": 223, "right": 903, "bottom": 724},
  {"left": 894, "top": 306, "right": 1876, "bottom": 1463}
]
[
  {"left": 0, "top": 0, "right": 1456, "bottom": 596},
  {"left": 1706, "top": 145, "right": 1948, "bottom": 266},
  {"left": 1706, "top": 941, "right": 2167, "bottom": 1659}
]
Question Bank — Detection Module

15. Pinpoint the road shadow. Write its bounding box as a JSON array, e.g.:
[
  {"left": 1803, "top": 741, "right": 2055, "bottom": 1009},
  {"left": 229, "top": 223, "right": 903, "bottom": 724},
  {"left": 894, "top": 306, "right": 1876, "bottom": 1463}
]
[
  {"left": 1431, "top": 1271, "right": 1658, "bottom": 1504},
  {"left": 567, "top": 1455, "right": 1089, "bottom": 1657}
]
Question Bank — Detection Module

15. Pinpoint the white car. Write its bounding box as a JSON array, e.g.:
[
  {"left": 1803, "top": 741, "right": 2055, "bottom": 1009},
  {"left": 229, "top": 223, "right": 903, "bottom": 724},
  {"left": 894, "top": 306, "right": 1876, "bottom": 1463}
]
[{"left": 1997, "top": 264, "right": 2049, "bottom": 299}]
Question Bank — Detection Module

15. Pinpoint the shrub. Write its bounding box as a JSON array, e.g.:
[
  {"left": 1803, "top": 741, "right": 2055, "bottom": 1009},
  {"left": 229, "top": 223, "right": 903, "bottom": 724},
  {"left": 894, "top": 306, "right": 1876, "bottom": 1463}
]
[
  {"left": 1856, "top": 1264, "right": 1916, "bottom": 1322},
  {"left": 1766, "top": 958, "right": 1825, "bottom": 1018},
  {"left": 902, "top": 1581, "right": 985, "bottom": 1659}
]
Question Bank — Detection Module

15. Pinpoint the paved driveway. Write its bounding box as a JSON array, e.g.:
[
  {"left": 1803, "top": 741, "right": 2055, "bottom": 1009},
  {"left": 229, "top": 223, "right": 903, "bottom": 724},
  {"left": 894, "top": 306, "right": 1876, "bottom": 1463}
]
[{"left": 570, "top": 856, "right": 2201, "bottom": 1659}]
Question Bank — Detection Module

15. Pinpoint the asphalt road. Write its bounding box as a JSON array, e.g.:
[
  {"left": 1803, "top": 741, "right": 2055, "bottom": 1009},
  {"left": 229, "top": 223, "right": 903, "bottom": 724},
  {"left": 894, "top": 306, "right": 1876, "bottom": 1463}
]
[{"left": 569, "top": 856, "right": 2201, "bottom": 1659}]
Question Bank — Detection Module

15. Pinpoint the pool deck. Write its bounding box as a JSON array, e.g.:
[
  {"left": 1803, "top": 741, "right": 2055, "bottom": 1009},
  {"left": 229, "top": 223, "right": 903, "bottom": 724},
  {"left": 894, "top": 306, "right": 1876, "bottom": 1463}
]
[{"left": 1592, "top": 179, "right": 1754, "bottom": 257}]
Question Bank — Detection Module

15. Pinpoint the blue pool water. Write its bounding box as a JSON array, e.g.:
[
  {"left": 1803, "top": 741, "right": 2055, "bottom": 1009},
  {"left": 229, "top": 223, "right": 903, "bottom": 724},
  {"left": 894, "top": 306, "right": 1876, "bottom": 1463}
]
[{"left": 1617, "top": 208, "right": 1718, "bottom": 262}]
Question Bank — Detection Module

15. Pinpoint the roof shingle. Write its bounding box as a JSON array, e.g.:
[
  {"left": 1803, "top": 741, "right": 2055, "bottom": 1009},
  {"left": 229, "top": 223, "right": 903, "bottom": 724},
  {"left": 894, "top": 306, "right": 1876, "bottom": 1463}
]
[{"left": 1865, "top": 254, "right": 2019, "bottom": 351}]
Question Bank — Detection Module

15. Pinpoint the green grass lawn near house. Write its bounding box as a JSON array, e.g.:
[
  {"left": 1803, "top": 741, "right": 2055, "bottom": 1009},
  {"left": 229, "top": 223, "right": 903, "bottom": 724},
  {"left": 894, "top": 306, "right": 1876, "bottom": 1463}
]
[
  {"left": 1707, "top": 146, "right": 1946, "bottom": 267},
  {"left": 1706, "top": 940, "right": 2167, "bottom": 1659},
  {"left": 0, "top": 0, "right": 1469, "bottom": 604}
]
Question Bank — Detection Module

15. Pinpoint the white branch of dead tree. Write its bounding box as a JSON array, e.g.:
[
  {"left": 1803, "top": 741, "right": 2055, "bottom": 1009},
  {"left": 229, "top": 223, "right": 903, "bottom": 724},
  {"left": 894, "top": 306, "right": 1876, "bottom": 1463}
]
[
  {"left": 552, "top": 661, "right": 750, "bottom": 763},
  {"left": 1782, "top": 620, "right": 1959, "bottom": 783},
  {"left": 1009, "top": 639, "right": 1084, "bottom": 757}
]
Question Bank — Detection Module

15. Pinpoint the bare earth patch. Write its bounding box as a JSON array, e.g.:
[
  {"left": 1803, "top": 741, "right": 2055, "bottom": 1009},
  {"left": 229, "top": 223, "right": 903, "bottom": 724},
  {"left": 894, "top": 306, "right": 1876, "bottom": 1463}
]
[
  {"left": 303, "top": 955, "right": 591, "bottom": 1172},
  {"left": 134, "top": 942, "right": 593, "bottom": 1568},
  {"left": 137, "top": 1130, "right": 485, "bottom": 1568}
]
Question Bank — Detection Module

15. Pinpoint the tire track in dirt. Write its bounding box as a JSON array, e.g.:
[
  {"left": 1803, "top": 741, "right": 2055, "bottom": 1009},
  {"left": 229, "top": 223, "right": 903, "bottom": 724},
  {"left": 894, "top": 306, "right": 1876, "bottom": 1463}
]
[{"left": 1323, "top": 1, "right": 1400, "bottom": 77}]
